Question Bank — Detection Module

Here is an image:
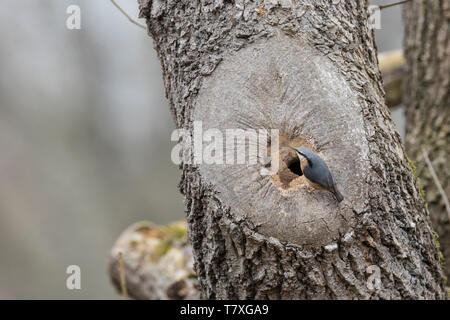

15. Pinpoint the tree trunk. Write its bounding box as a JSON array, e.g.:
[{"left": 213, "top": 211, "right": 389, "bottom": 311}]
[
  {"left": 138, "top": 0, "right": 447, "bottom": 299},
  {"left": 403, "top": 0, "right": 450, "bottom": 278}
]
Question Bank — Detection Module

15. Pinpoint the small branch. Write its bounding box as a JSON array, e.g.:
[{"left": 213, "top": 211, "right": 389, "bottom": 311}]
[
  {"left": 378, "top": 50, "right": 406, "bottom": 107},
  {"left": 380, "top": 0, "right": 414, "bottom": 10},
  {"left": 422, "top": 147, "right": 450, "bottom": 222},
  {"left": 118, "top": 252, "right": 128, "bottom": 300},
  {"left": 111, "top": 0, "right": 146, "bottom": 30}
]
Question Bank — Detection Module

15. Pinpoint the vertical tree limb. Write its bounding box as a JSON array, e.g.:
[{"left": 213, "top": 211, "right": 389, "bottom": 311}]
[{"left": 403, "top": 0, "right": 450, "bottom": 278}]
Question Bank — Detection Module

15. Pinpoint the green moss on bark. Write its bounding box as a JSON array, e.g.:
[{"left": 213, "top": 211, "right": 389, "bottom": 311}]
[{"left": 407, "top": 156, "right": 426, "bottom": 200}]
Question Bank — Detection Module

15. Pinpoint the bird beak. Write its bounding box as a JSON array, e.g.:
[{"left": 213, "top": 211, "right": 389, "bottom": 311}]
[{"left": 289, "top": 146, "right": 305, "bottom": 158}]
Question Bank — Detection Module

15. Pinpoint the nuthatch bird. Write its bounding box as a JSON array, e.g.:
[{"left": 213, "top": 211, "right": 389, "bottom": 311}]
[{"left": 289, "top": 146, "right": 344, "bottom": 202}]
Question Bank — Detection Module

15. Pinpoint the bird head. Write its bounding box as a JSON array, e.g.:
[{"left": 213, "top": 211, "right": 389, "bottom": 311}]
[
  {"left": 289, "top": 146, "right": 314, "bottom": 166},
  {"left": 289, "top": 146, "right": 314, "bottom": 158}
]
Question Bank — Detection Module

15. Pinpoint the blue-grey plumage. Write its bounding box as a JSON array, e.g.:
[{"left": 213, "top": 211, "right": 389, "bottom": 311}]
[{"left": 289, "top": 146, "right": 344, "bottom": 202}]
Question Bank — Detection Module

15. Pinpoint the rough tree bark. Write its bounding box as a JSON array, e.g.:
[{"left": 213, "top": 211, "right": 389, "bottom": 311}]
[
  {"left": 137, "top": 0, "right": 447, "bottom": 299},
  {"left": 403, "top": 0, "right": 450, "bottom": 278}
]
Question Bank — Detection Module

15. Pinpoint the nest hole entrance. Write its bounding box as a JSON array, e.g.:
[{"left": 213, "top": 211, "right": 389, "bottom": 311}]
[
  {"left": 277, "top": 155, "right": 303, "bottom": 189},
  {"left": 270, "top": 135, "right": 313, "bottom": 190},
  {"left": 288, "top": 158, "right": 303, "bottom": 176}
]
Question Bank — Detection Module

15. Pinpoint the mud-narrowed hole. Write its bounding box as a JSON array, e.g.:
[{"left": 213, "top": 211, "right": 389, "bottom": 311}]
[
  {"left": 269, "top": 135, "right": 313, "bottom": 190},
  {"left": 278, "top": 156, "right": 303, "bottom": 188},
  {"left": 288, "top": 159, "right": 303, "bottom": 177}
]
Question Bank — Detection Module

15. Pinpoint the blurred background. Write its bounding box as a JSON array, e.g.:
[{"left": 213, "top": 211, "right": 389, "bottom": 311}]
[{"left": 0, "top": 0, "right": 404, "bottom": 299}]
